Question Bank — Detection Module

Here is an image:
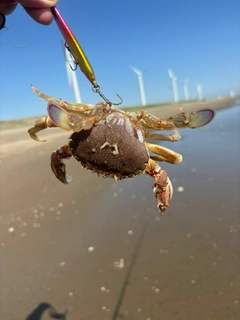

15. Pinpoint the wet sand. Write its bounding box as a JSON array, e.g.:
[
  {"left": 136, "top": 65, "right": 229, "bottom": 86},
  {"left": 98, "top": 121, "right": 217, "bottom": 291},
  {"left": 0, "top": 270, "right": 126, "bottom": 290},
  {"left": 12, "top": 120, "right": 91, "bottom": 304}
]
[{"left": 0, "top": 97, "right": 239, "bottom": 320}]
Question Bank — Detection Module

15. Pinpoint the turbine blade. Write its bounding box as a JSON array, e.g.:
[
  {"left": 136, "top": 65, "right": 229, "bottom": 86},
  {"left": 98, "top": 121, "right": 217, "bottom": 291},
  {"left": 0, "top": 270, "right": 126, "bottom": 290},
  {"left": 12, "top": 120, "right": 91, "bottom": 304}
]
[
  {"left": 130, "top": 65, "right": 142, "bottom": 75},
  {"left": 168, "top": 68, "right": 174, "bottom": 78}
]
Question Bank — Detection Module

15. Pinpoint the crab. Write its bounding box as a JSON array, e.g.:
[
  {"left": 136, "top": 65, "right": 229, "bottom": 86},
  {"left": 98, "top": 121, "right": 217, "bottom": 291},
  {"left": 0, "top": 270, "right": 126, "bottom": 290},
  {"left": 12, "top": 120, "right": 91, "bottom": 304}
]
[{"left": 28, "top": 86, "right": 215, "bottom": 215}]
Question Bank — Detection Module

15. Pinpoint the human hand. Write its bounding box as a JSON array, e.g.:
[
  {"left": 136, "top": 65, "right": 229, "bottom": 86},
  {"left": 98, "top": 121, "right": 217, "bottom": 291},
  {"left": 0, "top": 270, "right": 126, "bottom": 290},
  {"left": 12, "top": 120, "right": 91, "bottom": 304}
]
[{"left": 0, "top": 0, "right": 59, "bottom": 27}]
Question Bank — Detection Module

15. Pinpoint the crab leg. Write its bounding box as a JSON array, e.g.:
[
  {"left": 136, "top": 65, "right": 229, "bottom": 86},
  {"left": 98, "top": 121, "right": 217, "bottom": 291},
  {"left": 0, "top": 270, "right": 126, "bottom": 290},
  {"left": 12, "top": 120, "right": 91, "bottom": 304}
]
[
  {"left": 167, "top": 108, "right": 216, "bottom": 129},
  {"left": 32, "top": 86, "right": 94, "bottom": 114},
  {"left": 31, "top": 85, "right": 64, "bottom": 105},
  {"left": 61, "top": 103, "right": 94, "bottom": 115},
  {"left": 146, "top": 131, "right": 181, "bottom": 142},
  {"left": 51, "top": 144, "right": 73, "bottom": 184},
  {"left": 145, "top": 158, "right": 173, "bottom": 215},
  {"left": 136, "top": 111, "right": 176, "bottom": 131},
  {"left": 147, "top": 143, "right": 182, "bottom": 164},
  {"left": 136, "top": 108, "right": 215, "bottom": 131},
  {"left": 28, "top": 116, "right": 57, "bottom": 142}
]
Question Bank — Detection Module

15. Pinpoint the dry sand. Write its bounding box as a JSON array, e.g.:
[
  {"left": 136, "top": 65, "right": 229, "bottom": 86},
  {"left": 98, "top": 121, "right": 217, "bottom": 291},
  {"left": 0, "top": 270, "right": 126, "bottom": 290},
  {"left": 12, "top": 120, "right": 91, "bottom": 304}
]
[{"left": 0, "top": 97, "right": 239, "bottom": 320}]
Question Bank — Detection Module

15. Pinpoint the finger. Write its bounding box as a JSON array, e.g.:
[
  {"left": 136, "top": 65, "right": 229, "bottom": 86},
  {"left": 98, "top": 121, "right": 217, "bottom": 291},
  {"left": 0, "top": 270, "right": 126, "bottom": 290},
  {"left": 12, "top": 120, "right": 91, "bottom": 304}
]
[
  {"left": 0, "top": 2, "right": 18, "bottom": 15},
  {"left": 24, "top": 7, "right": 54, "bottom": 25},
  {"left": 17, "top": 0, "right": 58, "bottom": 9}
]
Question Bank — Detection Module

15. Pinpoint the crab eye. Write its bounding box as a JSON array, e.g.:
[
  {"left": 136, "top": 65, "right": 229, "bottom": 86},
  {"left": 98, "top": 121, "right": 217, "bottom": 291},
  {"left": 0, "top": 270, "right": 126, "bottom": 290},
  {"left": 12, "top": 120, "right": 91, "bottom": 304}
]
[
  {"left": 188, "top": 109, "right": 215, "bottom": 128},
  {"left": 47, "top": 103, "right": 72, "bottom": 130}
]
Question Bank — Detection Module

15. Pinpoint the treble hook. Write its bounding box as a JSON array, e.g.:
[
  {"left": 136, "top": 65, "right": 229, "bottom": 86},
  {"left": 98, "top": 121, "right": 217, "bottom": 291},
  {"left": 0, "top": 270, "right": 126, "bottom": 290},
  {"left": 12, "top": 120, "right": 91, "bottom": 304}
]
[
  {"left": 92, "top": 84, "right": 123, "bottom": 106},
  {"left": 64, "top": 42, "right": 77, "bottom": 71}
]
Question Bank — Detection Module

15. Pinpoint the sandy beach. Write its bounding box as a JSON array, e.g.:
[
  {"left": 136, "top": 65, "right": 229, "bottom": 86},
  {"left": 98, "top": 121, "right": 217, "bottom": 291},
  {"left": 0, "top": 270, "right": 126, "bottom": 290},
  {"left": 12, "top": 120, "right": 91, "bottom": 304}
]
[{"left": 0, "top": 97, "right": 239, "bottom": 320}]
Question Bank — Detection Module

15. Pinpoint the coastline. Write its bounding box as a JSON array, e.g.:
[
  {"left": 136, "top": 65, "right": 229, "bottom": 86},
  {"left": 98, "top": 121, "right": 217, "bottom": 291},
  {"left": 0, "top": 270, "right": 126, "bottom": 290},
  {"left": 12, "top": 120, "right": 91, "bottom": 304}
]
[{"left": 0, "top": 96, "right": 239, "bottom": 132}]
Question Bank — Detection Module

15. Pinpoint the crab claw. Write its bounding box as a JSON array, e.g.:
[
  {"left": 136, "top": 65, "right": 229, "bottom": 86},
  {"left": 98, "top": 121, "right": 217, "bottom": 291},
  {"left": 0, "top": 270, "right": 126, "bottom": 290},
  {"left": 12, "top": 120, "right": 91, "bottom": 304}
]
[
  {"left": 153, "top": 172, "right": 173, "bottom": 215},
  {"left": 187, "top": 109, "right": 215, "bottom": 128},
  {"left": 145, "top": 159, "right": 173, "bottom": 215},
  {"left": 51, "top": 144, "right": 73, "bottom": 184}
]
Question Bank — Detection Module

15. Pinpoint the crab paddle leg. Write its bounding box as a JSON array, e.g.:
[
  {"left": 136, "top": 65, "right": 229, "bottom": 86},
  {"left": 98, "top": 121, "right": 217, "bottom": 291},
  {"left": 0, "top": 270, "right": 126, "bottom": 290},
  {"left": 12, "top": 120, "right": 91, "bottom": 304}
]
[
  {"left": 187, "top": 109, "right": 215, "bottom": 128},
  {"left": 51, "top": 144, "right": 73, "bottom": 184},
  {"left": 167, "top": 108, "right": 215, "bottom": 129},
  {"left": 145, "top": 159, "right": 173, "bottom": 215},
  {"left": 137, "top": 108, "right": 215, "bottom": 131}
]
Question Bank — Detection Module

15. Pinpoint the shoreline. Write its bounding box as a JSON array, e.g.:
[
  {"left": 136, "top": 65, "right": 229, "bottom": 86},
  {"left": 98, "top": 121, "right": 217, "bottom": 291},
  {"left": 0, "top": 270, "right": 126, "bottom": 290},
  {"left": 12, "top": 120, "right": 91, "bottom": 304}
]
[{"left": 0, "top": 96, "right": 239, "bottom": 132}]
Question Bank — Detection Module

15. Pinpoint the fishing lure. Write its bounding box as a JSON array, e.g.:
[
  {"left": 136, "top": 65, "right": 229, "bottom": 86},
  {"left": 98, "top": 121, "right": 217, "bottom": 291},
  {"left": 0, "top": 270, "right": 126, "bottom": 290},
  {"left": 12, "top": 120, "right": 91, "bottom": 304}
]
[{"left": 51, "top": 7, "right": 122, "bottom": 106}]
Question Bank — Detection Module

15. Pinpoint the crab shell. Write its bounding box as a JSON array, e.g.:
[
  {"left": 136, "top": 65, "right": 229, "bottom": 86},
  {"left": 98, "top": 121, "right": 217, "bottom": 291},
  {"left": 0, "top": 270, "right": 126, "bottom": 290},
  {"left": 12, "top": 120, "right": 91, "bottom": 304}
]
[{"left": 69, "top": 111, "right": 149, "bottom": 179}]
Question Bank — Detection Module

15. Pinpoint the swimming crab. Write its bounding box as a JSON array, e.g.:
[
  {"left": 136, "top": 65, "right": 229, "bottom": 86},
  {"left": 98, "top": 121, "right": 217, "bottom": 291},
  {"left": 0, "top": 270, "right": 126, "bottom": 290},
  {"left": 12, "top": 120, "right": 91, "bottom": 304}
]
[{"left": 28, "top": 86, "right": 215, "bottom": 214}]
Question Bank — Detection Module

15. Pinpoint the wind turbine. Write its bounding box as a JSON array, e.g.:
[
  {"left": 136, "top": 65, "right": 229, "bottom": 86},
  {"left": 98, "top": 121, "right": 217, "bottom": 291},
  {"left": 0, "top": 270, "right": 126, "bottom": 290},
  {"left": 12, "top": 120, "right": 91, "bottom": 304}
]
[
  {"left": 183, "top": 78, "right": 190, "bottom": 101},
  {"left": 130, "top": 66, "right": 146, "bottom": 106},
  {"left": 64, "top": 46, "right": 82, "bottom": 103},
  {"left": 196, "top": 83, "right": 203, "bottom": 101},
  {"left": 168, "top": 69, "right": 179, "bottom": 103}
]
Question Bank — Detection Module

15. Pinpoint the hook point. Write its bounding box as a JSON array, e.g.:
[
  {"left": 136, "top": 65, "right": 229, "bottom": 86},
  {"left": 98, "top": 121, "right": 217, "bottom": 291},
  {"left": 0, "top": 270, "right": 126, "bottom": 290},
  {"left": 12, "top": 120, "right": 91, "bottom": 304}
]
[{"left": 92, "top": 84, "right": 123, "bottom": 106}]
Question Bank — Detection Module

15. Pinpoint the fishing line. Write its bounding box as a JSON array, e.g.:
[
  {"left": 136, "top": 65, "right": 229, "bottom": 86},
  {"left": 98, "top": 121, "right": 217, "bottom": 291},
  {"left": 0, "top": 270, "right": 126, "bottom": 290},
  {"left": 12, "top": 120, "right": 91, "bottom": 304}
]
[{"left": 0, "top": 6, "right": 35, "bottom": 48}]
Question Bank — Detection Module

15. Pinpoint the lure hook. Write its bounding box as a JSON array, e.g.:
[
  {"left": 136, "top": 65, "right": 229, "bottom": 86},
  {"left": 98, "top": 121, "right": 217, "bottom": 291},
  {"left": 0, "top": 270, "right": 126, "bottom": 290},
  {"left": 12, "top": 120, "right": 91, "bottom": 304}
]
[
  {"left": 92, "top": 84, "right": 123, "bottom": 106},
  {"left": 64, "top": 42, "right": 77, "bottom": 71}
]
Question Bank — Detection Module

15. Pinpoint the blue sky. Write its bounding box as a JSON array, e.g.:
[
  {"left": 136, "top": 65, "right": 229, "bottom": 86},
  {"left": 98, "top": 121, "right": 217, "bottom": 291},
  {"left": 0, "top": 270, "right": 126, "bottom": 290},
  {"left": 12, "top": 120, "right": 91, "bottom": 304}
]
[{"left": 0, "top": 0, "right": 239, "bottom": 120}]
